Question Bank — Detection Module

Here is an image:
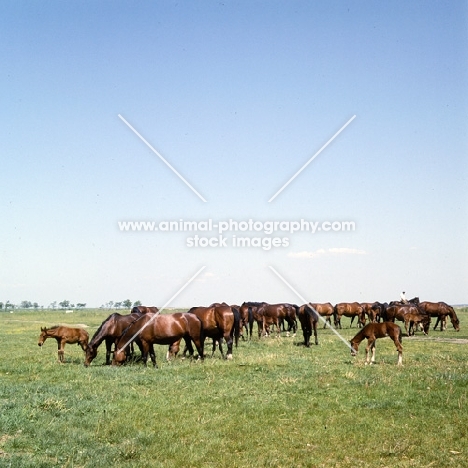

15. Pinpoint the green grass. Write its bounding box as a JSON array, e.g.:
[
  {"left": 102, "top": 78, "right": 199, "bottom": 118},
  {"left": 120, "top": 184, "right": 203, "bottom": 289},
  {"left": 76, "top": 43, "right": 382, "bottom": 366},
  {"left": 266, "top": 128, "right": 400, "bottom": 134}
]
[{"left": 1, "top": 308, "right": 467, "bottom": 467}]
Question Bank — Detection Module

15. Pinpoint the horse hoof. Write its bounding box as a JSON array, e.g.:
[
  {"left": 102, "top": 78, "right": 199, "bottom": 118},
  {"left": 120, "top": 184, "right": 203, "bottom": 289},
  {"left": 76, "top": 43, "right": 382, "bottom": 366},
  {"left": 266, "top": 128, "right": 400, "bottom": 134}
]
[{"left": 226, "top": 354, "right": 233, "bottom": 360}]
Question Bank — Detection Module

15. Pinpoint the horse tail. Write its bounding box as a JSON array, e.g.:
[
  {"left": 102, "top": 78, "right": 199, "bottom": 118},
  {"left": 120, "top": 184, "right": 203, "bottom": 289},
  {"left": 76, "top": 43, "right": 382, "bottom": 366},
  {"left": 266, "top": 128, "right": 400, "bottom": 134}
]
[
  {"left": 333, "top": 304, "right": 339, "bottom": 326},
  {"left": 232, "top": 306, "right": 241, "bottom": 348},
  {"left": 398, "top": 325, "right": 403, "bottom": 344},
  {"left": 247, "top": 306, "right": 254, "bottom": 340},
  {"left": 197, "top": 315, "right": 205, "bottom": 358}
]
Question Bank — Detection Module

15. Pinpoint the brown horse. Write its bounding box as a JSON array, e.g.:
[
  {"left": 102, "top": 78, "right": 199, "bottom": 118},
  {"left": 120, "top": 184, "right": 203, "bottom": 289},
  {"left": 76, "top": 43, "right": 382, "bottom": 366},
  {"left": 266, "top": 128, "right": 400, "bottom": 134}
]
[
  {"left": 297, "top": 304, "right": 319, "bottom": 347},
  {"left": 255, "top": 303, "right": 298, "bottom": 338},
  {"left": 310, "top": 302, "right": 334, "bottom": 328},
  {"left": 239, "top": 302, "right": 266, "bottom": 339},
  {"left": 84, "top": 312, "right": 143, "bottom": 366},
  {"left": 185, "top": 304, "right": 240, "bottom": 359},
  {"left": 113, "top": 313, "right": 204, "bottom": 367},
  {"left": 360, "top": 302, "right": 379, "bottom": 323},
  {"left": 384, "top": 304, "right": 430, "bottom": 336},
  {"left": 419, "top": 301, "right": 460, "bottom": 331},
  {"left": 334, "top": 302, "right": 366, "bottom": 328},
  {"left": 38, "top": 326, "right": 89, "bottom": 363},
  {"left": 350, "top": 322, "right": 403, "bottom": 366}
]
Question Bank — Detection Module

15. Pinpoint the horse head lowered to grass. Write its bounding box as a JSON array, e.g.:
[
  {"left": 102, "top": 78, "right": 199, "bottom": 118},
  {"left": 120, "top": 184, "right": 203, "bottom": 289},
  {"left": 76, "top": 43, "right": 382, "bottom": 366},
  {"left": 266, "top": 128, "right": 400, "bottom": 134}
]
[{"left": 350, "top": 322, "right": 403, "bottom": 366}]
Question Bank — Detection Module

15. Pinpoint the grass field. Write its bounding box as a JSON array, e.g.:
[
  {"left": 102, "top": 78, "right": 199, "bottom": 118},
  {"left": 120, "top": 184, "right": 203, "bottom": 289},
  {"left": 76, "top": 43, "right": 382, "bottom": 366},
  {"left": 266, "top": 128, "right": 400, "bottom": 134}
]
[{"left": 1, "top": 308, "right": 467, "bottom": 467}]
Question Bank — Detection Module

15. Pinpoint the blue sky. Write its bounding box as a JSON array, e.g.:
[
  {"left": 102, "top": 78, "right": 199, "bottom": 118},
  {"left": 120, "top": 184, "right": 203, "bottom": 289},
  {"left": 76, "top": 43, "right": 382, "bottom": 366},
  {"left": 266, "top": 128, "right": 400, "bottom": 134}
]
[{"left": 1, "top": 1, "right": 467, "bottom": 308}]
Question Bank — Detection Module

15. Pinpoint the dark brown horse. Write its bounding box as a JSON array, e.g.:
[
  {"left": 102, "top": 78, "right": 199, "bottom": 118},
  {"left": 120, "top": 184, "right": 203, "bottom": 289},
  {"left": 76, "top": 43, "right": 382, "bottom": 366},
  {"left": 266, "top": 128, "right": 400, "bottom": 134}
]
[
  {"left": 38, "top": 326, "right": 89, "bottom": 363},
  {"left": 113, "top": 312, "right": 204, "bottom": 367},
  {"left": 84, "top": 312, "right": 143, "bottom": 366},
  {"left": 384, "top": 304, "right": 430, "bottom": 336},
  {"left": 255, "top": 303, "right": 298, "bottom": 338},
  {"left": 350, "top": 322, "right": 403, "bottom": 365},
  {"left": 185, "top": 304, "right": 240, "bottom": 359},
  {"left": 239, "top": 302, "right": 266, "bottom": 339},
  {"left": 419, "top": 301, "right": 460, "bottom": 331},
  {"left": 334, "top": 302, "right": 366, "bottom": 328},
  {"left": 310, "top": 302, "right": 334, "bottom": 328},
  {"left": 297, "top": 304, "right": 319, "bottom": 347}
]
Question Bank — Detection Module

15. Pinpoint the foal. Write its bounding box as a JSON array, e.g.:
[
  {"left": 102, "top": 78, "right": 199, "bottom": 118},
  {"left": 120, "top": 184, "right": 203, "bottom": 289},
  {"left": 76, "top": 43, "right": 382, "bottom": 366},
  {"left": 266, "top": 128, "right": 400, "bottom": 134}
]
[
  {"left": 350, "top": 322, "right": 403, "bottom": 366},
  {"left": 38, "top": 326, "right": 89, "bottom": 363}
]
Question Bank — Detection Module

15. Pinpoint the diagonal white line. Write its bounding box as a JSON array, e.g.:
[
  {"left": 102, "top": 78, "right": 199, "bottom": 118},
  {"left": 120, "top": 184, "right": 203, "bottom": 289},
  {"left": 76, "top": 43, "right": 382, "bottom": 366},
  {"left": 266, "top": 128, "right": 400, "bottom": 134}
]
[
  {"left": 268, "top": 266, "right": 354, "bottom": 351},
  {"left": 117, "top": 265, "right": 206, "bottom": 352},
  {"left": 118, "top": 114, "right": 207, "bottom": 203},
  {"left": 268, "top": 115, "right": 356, "bottom": 203}
]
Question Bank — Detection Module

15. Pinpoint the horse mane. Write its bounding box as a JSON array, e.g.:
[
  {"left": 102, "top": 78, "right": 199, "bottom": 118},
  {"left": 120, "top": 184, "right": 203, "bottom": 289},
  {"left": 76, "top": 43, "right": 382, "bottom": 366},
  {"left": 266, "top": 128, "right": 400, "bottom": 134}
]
[
  {"left": 117, "top": 314, "right": 149, "bottom": 348},
  {"left": 89, "top": 313, "right": 122, "bottom": 344}
]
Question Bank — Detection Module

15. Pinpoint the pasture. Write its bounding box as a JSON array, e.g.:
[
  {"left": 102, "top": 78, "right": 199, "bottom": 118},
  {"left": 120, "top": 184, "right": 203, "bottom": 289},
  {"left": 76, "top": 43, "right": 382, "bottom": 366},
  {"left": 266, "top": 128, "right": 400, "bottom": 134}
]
[{"left": 1, "top": 307, "right": 467, "bottom": 467}]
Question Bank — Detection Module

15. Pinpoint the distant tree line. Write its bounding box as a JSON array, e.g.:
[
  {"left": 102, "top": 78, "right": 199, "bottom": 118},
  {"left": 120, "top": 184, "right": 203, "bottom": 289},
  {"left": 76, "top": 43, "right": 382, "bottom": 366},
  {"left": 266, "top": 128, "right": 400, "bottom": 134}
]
[{"left": 1, "top": 299, "right": 142, "bottom": 311}]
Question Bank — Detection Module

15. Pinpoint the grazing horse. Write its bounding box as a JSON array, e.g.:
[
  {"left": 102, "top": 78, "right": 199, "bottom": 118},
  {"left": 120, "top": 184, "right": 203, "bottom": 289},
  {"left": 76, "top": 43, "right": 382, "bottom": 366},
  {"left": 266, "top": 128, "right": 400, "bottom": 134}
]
[
  {"left": 84, "top": 312, "right": 143, "bottom": 366},
  {"left": 297, "top": 304, "right": 319, "bottom": 347},
  {"left": 310, "top": 302, "right": 334, "bottom": 328},
  {"left": 113, "top": 313, "right": 204, "bottom": 367},
  {"left": 419, "top": 301, "right": 460, "bottom": 332},
  {"left": 384, "top": 304, "right": 430, "bottom": 336},
  {"left": 38, "top": 326, "right": 89, "bottom": 363},
  {"left": 334, "top": 302, "right": 366, "bottom": 329},
  {"left": 255, "top": 303, "right": 297, "bottom": 338},
  {"left": 186, "top": 304, "right": 240, "bottom": 359},
  {"left": 350, "top": 322, "right": 403, "bottom": 366}
]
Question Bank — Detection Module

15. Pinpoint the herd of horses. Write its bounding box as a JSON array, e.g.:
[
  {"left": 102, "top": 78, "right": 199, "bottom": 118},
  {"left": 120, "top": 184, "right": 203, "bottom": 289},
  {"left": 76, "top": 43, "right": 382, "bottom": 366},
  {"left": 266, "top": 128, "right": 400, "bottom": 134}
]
[{"left": 37, "top": 298, "right": 460, "bottom": 367}]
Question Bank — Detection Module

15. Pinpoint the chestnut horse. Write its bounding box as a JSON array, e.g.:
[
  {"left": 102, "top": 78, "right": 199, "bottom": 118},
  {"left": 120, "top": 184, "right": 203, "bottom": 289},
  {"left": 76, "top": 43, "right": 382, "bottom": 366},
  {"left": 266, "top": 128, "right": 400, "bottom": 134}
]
[
  {"left": 84, "top": 312, "right": 143, "bottom": 366},
  {"left": 113, "top": 313, "right": 204, "bottom": 367},
  {"left": 297, "top": 304, "right": 319, "bottom": 347},
  {"left": 350, "top": 322, "right": 403, "bottom": 366},
  {"left": 185, "top": 304, "right": 240, "bottom": 359},
  {"left": 310, "top": 302, "right": 334, "bottom": 328},
  {"left": 334, "top": 302, "right": 366, "bottom": 328},
  {"left": 38, "top": 326, "right": 89, "bottom": 363},
  {"left": 419, "top": 301, "right": 460, "bottom": 332}
]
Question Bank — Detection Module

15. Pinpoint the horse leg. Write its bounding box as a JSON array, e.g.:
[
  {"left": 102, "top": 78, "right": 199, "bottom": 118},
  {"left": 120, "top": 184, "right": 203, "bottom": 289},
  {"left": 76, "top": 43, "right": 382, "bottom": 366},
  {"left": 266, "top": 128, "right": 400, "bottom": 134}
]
[
  {"left": 105, "top": 339, "right": 112, "bottom": 365},
  {"left": 365, "top": 338, "right": 375, "bottom": 365},
  {"left": 391, "top": 336, "right": 403, "bottom": 366},
  {"left": 148, "top": 343, "right": 157, "bottom": 368},
  {"left": 370, "top": 341, "right": 376, "bottom": 364},
  {"left": 225, "top": 334, "right": 234, "bottom": 360},
  {"left": 404, "top": 320, "right": 411, "bottom": 337},
  {"left": 56, "top": 338, "right": 65, "bottom": 363},
  {"left": 181, "top": 337, "right": 193, "bottom": 358}
]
